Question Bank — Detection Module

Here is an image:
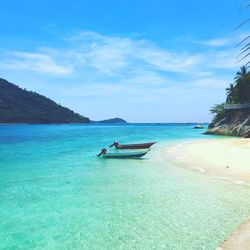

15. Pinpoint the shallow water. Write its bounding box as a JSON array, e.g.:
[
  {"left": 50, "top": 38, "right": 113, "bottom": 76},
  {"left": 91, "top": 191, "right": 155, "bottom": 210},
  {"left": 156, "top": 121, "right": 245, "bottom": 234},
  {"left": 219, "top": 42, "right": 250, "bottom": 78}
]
[{"left": 0, "top": 124, "right": 250, "bottom": 249}]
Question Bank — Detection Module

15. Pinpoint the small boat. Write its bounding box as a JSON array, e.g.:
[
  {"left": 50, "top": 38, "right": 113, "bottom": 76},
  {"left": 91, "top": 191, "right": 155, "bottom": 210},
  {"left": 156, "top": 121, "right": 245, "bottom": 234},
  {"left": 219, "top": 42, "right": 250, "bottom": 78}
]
[
  {"left": 193, "top": 125, "right": 204, "bottom": 129},
  {"left": 97, "top": 148, "right": 149, "bottom": 158},
  {"left": 109, "top": 141, "right": 156, "bottom": 149}
]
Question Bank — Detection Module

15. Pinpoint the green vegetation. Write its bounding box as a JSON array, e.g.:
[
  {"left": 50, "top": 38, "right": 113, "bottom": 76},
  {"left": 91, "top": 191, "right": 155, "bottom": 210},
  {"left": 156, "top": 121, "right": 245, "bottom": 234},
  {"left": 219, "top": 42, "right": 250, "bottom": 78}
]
[
  {"left": 210, "top": 103, "right": 226, "bottom": 123},
  {"left": 225, "top": 66, "right": 250, "bottom": 104},
  {"left": 0, "top": 78, "right": 90, "bottom": 124},
  {"left": 92, "top": 118, "right": 127, "bottom": 124},
  {"left": 210, "top": 66, "right": 250, "bottom": 124}
]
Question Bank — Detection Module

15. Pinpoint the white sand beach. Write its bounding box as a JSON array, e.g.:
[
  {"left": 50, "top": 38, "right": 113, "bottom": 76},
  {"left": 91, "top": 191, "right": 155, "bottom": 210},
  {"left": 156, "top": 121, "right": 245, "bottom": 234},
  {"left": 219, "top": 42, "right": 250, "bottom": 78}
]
[
  {"left": 164, "top": 138, "right": 250, "bottom": 183},
  {"left": 164, "top": 138, "right": 250, "bottom": 250}
]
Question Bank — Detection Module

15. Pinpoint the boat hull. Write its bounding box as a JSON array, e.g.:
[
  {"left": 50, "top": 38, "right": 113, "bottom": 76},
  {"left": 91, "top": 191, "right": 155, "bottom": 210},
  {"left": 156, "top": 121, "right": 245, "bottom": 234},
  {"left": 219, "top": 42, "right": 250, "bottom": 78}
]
[
  {"left": 115, "top": 142, "right": 156, "bottom": 149},
  {"left": 102, "top": 150, "right": 149, "bottom": 158}
]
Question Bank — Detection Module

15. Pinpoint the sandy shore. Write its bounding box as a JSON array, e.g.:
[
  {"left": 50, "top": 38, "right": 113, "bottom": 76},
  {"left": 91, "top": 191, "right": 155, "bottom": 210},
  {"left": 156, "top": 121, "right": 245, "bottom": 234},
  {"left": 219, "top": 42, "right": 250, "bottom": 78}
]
[
  {"left": 217, "top": 217, "right": 250, "bottom": 250},
  {"left": 164, "top": 138, "right": 250, "bottom": 184},
  {"left": 164, "top": 138, "right": 250, "bottom": 250}
]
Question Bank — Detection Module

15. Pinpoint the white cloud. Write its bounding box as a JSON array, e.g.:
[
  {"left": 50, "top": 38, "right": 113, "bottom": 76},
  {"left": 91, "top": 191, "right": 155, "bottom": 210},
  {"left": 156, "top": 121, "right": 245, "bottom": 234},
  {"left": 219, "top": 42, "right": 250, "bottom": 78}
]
[
  {"left": 0, "top": 51, "right": 73, "bottom": 76},
  {"left": 0, "top": 31, "right": 243, "bottom": 111},
  {"left": 191, "top": 77, "right": 230, "bottom": 88},
  {"left": 200, "top": 38, "right": 231, "bottom": 47},
  {"left": 132, "top": 44, "right": 202, "bottom": 73},
  {"left": 63, "top": 31, "right": 205, "bottom": 74},
  {"left": 207, "top": 50, "right": 238, "bottom": 69},
  {"left": 1, "top": 31, "right": 242, "bottom": 79},
  {"left": 2, "top": 30, "right": 246, "bottom": 122}
]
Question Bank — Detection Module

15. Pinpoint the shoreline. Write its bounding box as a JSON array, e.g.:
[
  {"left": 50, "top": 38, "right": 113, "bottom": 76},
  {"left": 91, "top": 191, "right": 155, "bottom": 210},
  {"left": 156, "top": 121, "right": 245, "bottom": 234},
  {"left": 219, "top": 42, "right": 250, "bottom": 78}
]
[
  {"left": 163, "top": 137, "right": 250, "bottom": 249},
  {"left": 163, "top": 137, "right": 250, "bottom": 184},
  {"left": 217, "top": 217, "right": 250, "bottom": 250}
]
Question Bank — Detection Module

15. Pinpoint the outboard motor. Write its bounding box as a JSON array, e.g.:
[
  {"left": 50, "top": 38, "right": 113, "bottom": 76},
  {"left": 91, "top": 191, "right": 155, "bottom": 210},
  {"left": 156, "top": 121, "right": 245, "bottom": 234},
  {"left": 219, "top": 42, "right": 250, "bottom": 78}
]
[
  {"left": 109, "top": 140, "right": 119, "bottom": 148},
  {"left": 97, "top": 148, "right": 107, "bottom": 157}
]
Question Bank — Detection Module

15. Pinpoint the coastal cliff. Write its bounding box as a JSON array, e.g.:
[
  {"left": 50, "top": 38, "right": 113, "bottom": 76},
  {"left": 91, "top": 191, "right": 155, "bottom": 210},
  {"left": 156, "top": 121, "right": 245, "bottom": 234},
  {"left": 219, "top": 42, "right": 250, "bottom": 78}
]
[
  {"left": 206, "top": 66, "right": 250, "bottom": 138},
  {"left": 206, "top": 108, "right": 250, "bottom": 138}
]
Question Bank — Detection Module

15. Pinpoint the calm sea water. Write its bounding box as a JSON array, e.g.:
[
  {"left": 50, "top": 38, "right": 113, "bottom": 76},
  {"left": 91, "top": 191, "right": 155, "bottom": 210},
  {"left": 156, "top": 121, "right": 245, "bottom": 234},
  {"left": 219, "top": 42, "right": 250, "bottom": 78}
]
[{"left": 1, "top": 124, "right": 250, "bottom": 250}]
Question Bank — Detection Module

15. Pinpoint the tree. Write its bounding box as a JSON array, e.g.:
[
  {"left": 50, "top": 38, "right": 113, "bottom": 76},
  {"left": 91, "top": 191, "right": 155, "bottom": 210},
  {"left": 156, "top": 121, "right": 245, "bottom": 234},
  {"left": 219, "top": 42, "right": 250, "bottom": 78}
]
[
  {"left": 226, "top": 83, "right": 235, "bottom": 103},
  {"left": 234, "top": 66, "right": 250, "bottom": 103},
  {"left": 210, "top": 103, "right": 226, "bottom": 123},
  {"left": 234, "top": 66, "right": 248, "bottom": 81}
]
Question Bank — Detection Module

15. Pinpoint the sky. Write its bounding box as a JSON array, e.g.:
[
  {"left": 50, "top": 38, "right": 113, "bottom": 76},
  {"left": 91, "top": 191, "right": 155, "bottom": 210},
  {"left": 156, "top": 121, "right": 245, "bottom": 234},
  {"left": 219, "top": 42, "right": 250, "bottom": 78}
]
[{"left": 0, "top": 0, "right": 249, "bottom": 122}]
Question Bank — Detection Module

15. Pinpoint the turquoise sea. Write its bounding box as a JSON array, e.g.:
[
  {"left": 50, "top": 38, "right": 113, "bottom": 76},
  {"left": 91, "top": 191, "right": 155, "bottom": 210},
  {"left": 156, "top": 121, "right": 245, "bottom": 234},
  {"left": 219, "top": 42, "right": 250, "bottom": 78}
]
[{"left": 1, "top": 124, "right": 250, "bottom": 249}]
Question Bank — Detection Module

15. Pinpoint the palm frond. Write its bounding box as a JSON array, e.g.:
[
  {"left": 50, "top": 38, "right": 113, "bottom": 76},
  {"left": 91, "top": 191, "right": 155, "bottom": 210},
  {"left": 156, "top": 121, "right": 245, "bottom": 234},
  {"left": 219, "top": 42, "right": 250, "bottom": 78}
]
[
  {"left": 234, "top": 35, "right": 250, "bottom": 48},
  {"left": 240, "top": 1, "right": 250, "bottom": 11},
  {"left": 238, "top": 47, "right": 250, "bottom": 58},
  {"left": 238, "top": 51, "right": 250, "bottom": 63},
  {"left": 234, "top": 18, "right": 250, "bottom": 31},
  {"left": 241, "top": 41, "right": 250, "bottom": 50}
]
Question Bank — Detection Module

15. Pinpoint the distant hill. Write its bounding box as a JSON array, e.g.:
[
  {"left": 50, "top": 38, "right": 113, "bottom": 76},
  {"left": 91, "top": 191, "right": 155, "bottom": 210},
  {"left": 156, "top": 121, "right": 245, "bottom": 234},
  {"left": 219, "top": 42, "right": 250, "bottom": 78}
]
[
  {"left": 92, "top": 118, "right": 127, "bottom": 124},
  {"left": 0, "top": 78, "right": 90, "bottom": 124}
]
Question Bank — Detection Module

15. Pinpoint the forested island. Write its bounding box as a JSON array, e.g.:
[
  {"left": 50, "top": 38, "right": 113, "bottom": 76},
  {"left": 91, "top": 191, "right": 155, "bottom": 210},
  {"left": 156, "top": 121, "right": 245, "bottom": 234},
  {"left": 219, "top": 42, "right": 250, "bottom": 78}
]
[
  {"left": 0, "top": 78, "right": 90, "bottom": 124},
  {"left": 91, "top": 118, "right": 127, "bottom": 124}
]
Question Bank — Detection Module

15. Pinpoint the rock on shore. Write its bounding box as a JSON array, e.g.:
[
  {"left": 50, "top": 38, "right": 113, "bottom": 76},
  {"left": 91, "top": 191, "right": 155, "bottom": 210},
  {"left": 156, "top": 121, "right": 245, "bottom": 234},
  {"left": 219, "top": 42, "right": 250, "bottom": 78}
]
[{"left": 206, "top": 109, "right": 250, "bottom": 138}]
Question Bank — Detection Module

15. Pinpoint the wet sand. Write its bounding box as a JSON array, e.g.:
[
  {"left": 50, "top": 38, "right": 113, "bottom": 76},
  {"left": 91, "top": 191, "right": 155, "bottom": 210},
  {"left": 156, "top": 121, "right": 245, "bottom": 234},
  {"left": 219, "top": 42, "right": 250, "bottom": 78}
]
[{"left": 217, "top": 218, "right": 250, "bottom": 250}]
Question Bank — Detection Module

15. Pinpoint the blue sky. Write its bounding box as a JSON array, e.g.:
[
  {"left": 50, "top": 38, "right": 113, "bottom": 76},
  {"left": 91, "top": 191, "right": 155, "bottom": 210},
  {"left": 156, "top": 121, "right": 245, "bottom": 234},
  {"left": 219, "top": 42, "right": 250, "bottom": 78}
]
[{"left": 0, "top": 0, "right": 249, "bottom": 122}]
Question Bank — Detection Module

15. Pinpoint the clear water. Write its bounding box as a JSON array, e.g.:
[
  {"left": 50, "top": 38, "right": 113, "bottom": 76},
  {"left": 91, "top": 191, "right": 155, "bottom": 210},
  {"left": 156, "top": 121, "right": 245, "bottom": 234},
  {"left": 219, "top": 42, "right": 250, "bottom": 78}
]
[{"left": 1, "top": 124, "right": 250, "bottom": 249}]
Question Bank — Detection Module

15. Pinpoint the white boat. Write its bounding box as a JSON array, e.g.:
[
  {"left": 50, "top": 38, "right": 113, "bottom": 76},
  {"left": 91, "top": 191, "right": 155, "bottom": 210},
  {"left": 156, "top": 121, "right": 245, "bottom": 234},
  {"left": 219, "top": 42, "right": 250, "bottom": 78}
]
[
  {"left": 193, "top": 125, "right": 204, "bottom": 129},
  {"left": 97, "top": 148, "right": 149, "bottom": 158}
]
